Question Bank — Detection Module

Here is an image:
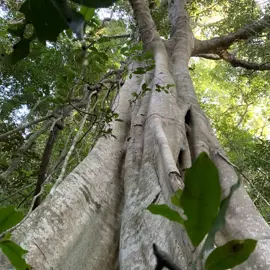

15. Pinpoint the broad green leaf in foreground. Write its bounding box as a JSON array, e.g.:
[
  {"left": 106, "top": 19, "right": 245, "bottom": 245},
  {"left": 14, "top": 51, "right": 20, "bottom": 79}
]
[
  {"left": 20, "top": 0, "right": 68, "bottom": 42},
  {"left": 200, "top": 179, "right": 241, "bottom": 256},
  {"left": 147, "top": 204, "right": 184, "bottom": 225},
  {"left": 205, "top": 239, "right": 257, "bottom": 270},
  {"left": 180, "top": 152, "right": 221, "bottom": 246},
  {"left": 170, "top": 189, "right": 182, "bottom": 208},
  {"left": 0, "top": 240, "right": 29, "bottom": 270},
  {"left": 80, "top": 7, "right": 95, "bottom": 20},
  {"left": 0, "top": 206, "right": 24, "bottom": 234}
]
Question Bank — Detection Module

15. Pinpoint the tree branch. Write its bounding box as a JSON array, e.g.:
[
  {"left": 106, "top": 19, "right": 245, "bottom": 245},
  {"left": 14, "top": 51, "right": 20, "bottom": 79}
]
[
  {"left": 195, "top": 53, "right": 221, "bottom": 60},
  {"left": 0, "top": 186, "right": 45, "bottom": 239},
  {"left": 193, "top": 15, "right": 270, "bottom": 55},
  {"left": 196, "top": 50, "right": 270, "bottom": 71},
  {"left": 101, "top": 34, "right": 131, "bottom": 39},
  {"left": 32, "top": 125, "right": 60, "bottom": 209},
  {"left": 219, "top": 50, "right": 270, "bottom": 70},
  {"left": 128, "top": 0, "right": 161, "bottom": 50},
  {"left": 0, "top": 67, "right": 125, "bottom": 185},
  {"left": 0, "top": 121, "right": 51, "bottom": 183},
  {"left": 0, "top": 113, "right": 54, "bottom": 141},
  {"left": 50, "top": 91, "right": 97, "bottom": 194},
  {"left": 0, "top": 183, "right": 35, "bottom": 204}
]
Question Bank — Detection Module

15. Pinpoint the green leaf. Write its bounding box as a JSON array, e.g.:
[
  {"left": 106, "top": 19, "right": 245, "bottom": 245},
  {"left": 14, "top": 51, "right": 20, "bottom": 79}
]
[
  {"left": 171, "top": 189, "right": 182, "bottom": 208},
  {"left": 7, "top": 23, "right": 25, "bottom": 37},
  {"left": 147, "top": 204, "right": 184, "bottom": 225},
  {"left": 142, "top": 83, "right": 147, "bottom": 91},
  {"left": 0, "top": 27, "right": 7, "bottom": 37},
  {"left": 97, "top": 52, "right": 109, "bottom": 61},
  {"left": 2, "top": 38, "right": 31, "bottom": 65},
  {"left": 201, "top": 179, "right": 241, "bottom": 256},
  {"left": 3, "top": 232, "right": 12, "bottom": 240},
  {"left": 120, "top": 46, "right": 128, "bottom": 54},
  {"left": 166, "top": 84, "right": 175, "bottom": 88},
  {"left": 145, "top": 64, "right": 155, "bottom": 71},
  {"left": 0, "top": 240, "right": 29, "bottom": 270},
  {"left": 144, "top": 51, "right": 154, "bottom": 59},
  {"left": 205, "top": 239, "right": 257, "bottom": 270},
  {"left": 80, "top": 6, "right": 95, "bottom": 20},
  {"left": 97, "top": 36, "right": 110, "bottom": 43},
  {"left": 133, "top": 67, "right": 146, "bottom": 74},
  {"left": 20, "top": 0, "right": 67, "bottom": 42},
  {"left": 154, "top": 0, "right": 161, "bottom": 7},
  {"left": 0, "top": 206, "right": 24, "bottom": 234},
  {"left": 20, "top": 0, "right": 85, "bottom": 41},
  {"left": 180, "top": 152, "right": 221, "bottom": 247},
  {"left": 70, "top": 0, "right": 115, "bottom": 8}
]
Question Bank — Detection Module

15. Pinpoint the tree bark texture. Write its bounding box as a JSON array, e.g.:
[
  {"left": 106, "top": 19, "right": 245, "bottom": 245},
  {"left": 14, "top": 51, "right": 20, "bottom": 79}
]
[{"left": 1, "top": 0, "right": 270, "bottom": 269}]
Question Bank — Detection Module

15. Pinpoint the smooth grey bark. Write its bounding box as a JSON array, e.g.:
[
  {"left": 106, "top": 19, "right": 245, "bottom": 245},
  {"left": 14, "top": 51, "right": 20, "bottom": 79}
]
[
  {"left": 1, "top": 0, "right": 270, "bottom": 269},
  {"left": 0, "top": 69, "right": 137, "bottom": 269}
]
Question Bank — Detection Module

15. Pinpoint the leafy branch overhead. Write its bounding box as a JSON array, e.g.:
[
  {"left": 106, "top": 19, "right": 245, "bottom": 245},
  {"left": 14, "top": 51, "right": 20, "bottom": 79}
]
[{"left": 0, "top": 0, "right": 115, "bottom": 64}]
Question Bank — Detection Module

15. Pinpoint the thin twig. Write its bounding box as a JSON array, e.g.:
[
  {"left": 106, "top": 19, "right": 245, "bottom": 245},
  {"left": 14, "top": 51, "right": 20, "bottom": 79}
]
[
  {"left": 0, "top": 183, "right": 35, "bottom": 204},
  {"left": 0, "top": 114, "right": 54, "bottom": 141}
]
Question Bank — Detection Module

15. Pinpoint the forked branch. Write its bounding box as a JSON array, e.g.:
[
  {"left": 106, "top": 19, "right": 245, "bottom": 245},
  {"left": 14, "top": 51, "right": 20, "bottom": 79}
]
[
  {"left": 193, "top": 15, "right": 270, "bottom": 55},
  {"left": 196, "top": 51, "right": 270, "bottom": 71},
  {"left": 219, "top": 50, "right": 270, "bottom": 70}
]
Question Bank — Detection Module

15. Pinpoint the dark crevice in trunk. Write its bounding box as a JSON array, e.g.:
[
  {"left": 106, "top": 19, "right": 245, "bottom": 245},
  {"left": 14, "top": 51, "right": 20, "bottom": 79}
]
[
  {"left": 151, "top": 192, "right": 161, "bottom": 204},
  {"left": 153, "top": 243, "right": 182, "bottom": 270},
  {"left": 184, "top": 108, "right": 195, "bottom": 162},
  {"left": 176, "top": 148, "right": 185, "bottom": 175},
  {"left": 184, "top": 108, "right": 192, "bottom": 126}
]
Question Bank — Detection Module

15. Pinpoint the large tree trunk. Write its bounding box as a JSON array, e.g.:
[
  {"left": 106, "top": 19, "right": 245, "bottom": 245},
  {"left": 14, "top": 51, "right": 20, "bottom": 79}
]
[{"left": 1, "top": 0, "right": 270, "bottom": 269}]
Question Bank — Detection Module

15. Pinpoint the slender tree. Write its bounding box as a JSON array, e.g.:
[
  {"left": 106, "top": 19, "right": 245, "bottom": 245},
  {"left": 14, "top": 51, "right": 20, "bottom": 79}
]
[{"left": 1, "top": 0, "right": 270, "bottom": 269}]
